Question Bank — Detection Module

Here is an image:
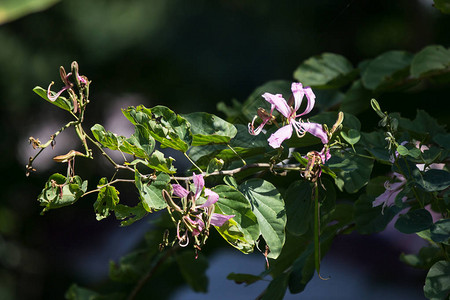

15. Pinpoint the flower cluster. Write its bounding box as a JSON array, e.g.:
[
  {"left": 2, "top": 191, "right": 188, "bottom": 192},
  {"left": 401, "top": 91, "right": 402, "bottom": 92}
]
[
  {"left": 166, "top": 173, "right": 234, "bottom": 251},
  {"left": 248, "top": 82, "right": 328, "bottom": 149},
  {"left": 47, "top": 61, "right": 88, "bottom": 113}
]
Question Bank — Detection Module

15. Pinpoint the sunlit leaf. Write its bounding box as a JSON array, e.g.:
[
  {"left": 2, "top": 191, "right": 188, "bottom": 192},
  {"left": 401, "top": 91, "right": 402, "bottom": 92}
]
[
  {"left": 37, "top": 173, "right": 87, "bottom": 214},
  {"left": 0, "top": 0, "right": 60, "bottom": 25},
  {"left": 33, "top": 86, "right": 74, "bottom": 112},
  {"left": 94, "top": 177, "right": 120, "bottom": 221},
  {"left": 239, "top": 179, "right": 286, "bottom": 259},
  {"left": 182, "top": 112, "right": 237, "bottom": 146},
  {"left": 135, "top": 170, "right": 170, "bottom": 211}
]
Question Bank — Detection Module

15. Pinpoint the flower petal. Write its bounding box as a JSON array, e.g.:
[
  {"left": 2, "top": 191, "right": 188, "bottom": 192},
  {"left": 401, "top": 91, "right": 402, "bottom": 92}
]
[
  {"left": 267, "top": 125, "right": 293, "bottom": 148},
  {"left": 248, "top": 116, "right": 268, "bottom": 136},
  {"left": 291, "top": 82, "right": 305, "bottom": 112},
  {"left": 47, "top": 82, "right": 69, "bottom": 102},
  {"left": 198, "top": 189, "right": 219, "bottom": 208},
  {"left": 192, "top": 173, "right": 204, "bottom": 200},
  {"left": 262, "top": 93, "right": 291, "bottom": 118},
  {"left": 210, "top": 213, "right": 235, "bottom": 227},
  {"left": 301, "top": 122, "right": 328, "bottom": 144},
  {"left": 303, "top": 86, "right": 316, "bottom": 115},
  {"left": 172, "top": 184, "right": 189, "bottom": 198}
]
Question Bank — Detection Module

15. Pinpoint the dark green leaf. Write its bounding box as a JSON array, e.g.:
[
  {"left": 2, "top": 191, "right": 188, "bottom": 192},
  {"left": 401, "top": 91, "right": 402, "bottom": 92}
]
[
  {"left": 223, "top": 175, "right": 238, "bottom": 189},
  {"left": 94, "top": 178, "right": 119, "bottom": 221},
  {"left": 239, "top": 179, "right": 286, "bottom": 259},
  {"left": 176, "top": 251, "right": 208, "bottom": 292},
  {"left": 417, "top": 169, "right": 450, "bottom": 192},
  {"left": 394, "top": 209, "right": 433, "bottom": 234},
  {"left": 261, "top": 272, "right": 289, "bottom": 300},
  {"left": 354, "top": 194, "right": 402, "bottom": 234},
  {"left": 65, "top": 284, "right": 100, "bottom": 300},
  {"left": 183, "top": 112, "right": 237, "bottom": 146},
  {"left": 285, "top": 181, "right": 313, "bottom": 236},
  {"left": 226, "top": 273, "right": 262, "bottom": 285},
  {"left": 434, "top": 0, "right": 450, "bottom": 14},
  {"left": 288, "top": 245, "right": 314, "bottom": 293},
  {"left": 327, "top": 149, "right": 374, "bottom": 193},
  {"left": 424, "top": 261, "right": 450, "bottom": 300},
  {"left": 411, "top": 45, "right": 450, "bottom": 78},
  {"left": 293, "top": 53, "right": 356, "bottom": 88},
  {"left": 37, "top": 173, "right": 87, "bottom": 214},
  {"left": 361, "top": 50, "right": 414, "bottom": 91},
  {"left": 430, "top": 219, "right": 450, "bottom": 243},
  {"left": 33, "top": 86, "right": 74, "bottom": 112},
  {"left": 400, "top": 246, "right": 443, "bottom": 269},
  {"left": 340, "top": 80, "right": 372, "bottom": 115},
  {"left": 212, "top": 185, "right": 260, "bottom": 253}
]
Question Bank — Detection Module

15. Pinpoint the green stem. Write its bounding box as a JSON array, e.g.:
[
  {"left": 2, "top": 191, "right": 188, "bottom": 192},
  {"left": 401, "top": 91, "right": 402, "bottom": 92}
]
[
  {"left": 313, "top": 182, "right": 321, "bottom": 277},
  {"left": 184, "top": 152, "right": 203, "bottom": 173},
  {"left": 227, "top": 143, "right": 246, "bottom": 166}
]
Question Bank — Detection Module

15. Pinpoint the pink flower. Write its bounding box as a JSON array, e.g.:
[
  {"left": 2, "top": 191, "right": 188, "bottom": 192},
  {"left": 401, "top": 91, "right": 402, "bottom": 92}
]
[
  {"left": 373, "top": 172, "right": 407, "bottom": 212},
  {"left": 172, "top": 173, "right": 234, "bottom": 232},
  {"left": 249, "top": 82, "right": 328, "bottom": 148}
]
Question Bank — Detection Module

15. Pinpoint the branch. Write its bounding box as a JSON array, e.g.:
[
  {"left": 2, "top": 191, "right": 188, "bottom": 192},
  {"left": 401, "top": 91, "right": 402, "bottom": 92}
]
[{"left": 171, "top": 163, "right": 302, "bottom": 181}]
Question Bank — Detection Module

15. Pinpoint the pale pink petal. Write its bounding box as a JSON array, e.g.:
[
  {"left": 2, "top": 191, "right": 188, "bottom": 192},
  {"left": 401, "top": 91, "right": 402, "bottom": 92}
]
[
  {"left": 210, "top": 213, "right": 235, "bottom": 227},
  {"left": 248, "top": 116, "right": 268, "bottom": 136},
  {"left": 268, "top": 125, "right": 293, "bottom": 148},
  {"left": 373, "top": 181, "right": 406, "bottom": 208},
  {"left": 291, "top": 82, "right": 305, "bottom": 112},
  {"left": 192, "top": 173, "right": 204, "bottom": 200},
  {"left": 302, "top": 86, "right": 316, "bottom": 115},
  {"left": 198, "top": 189, "right": 219, "bottom": 208},
  {"left": 320, "top": 147, "right": 331, "bottom": 162},
  {"left": 187, "top": 217, "right": 204, "bottom": 236},
  {"left": 172, "top": 184, "right": 189, "bottom": 198},
  {"left": 301, "top": 122, "right": 328, "bottom": 145},
  {"left": 47, "top": 82, "right": 69, "bottom": 102},
  {"left": 262, "top": 93, "right": 291, "bottom": 118}
]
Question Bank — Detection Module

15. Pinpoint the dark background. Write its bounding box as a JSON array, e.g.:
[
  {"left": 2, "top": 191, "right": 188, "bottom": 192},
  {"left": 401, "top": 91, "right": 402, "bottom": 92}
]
[{"left": 1, "top": 0, "right": 449, "bottom": 299}]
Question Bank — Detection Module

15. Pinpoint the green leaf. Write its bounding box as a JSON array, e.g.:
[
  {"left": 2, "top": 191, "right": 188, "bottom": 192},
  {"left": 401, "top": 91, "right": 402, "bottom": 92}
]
[
  {"left": 411, "top": 45, "right": 450, "bottom": 78},
  {"left": 361, "top": 50, "right": 414, "bottom": 91},
  {"left": 176, "top": 251, "right": 208, "bottom": 292},
  {"left": 430, "top": 219, "right": 450, "bottom": 243},
  {"left": 65, "top": 284, "right": 100, "bottom": 300},
  {"left": 33, "top": 86, "right": 74, "bottom": 112},
  {"left": 91, "top": 124, "right": 120, "bottom": 150},
  {"left": 359, "top": 131, "right": 391, "bottom": 164},
  {"left": 293, "top": 53, "right": 356, "bottom": 88},
  {"left": 340, "top": 80, "right": 372, "bottom": 115},
  {"left": 400, "top": 246, "right": 443, "bottom": 269},
  {"left": 212, "top": 185, "right": 260, "bottom": 253},
  {"left": 417, "top": 169, "right": 450, "bottom": 192},
  {"left": 147, "top": 150, "right": 176, "bottom": 174},
  {"left": 226, "top": 273, "right": 262, "bottom": 285},
  {"left": 284, "top": 181, "right": 313, "bottom": 236},
  {"left": 261, "top": 272, "right": 289, "bottom": 300},
  {"left": 239, "top": 179, "right": 286, "bottom": 259},
  {"left": 288, "top": 245, "right": 315, "bottom": 293},
  {"left": 354, "top": 194, "right": 402, "bottom": 234},
  {"left": 424, "top": 261, "right": 450, "bottom": 300},
  {"left": 340, "top": 129, "right": 361, "bottom": 145},
  {"left": 182, "top": 112, "right": 237, "bottom": 146},
  {"left": 122, "top": 105, "right": 192, "bottom": 152},
  {"left": 434, "top": 0, "right": 450, "bottom": 14},
  {"left": 37, "top": 173, "right": 87, "bottom": 214},
  {"left": 114, "top": 203, "right": 147, "bottom": 226},
  {"left": 135, "top": 171, "right": 170, "bottom": 211},
  {"left": 0, "top": 0, "right": 60, "bottom": 25},
  {"left": 223, "top": 175, "right": 238, "bottom": 189},
  {"left": 206, "top": 158, "right": 224, "bottom": 174},
  {"left": 120, "top": 124, "right": 156, "bottom": 159},
  {"left": 394, "top": 209, "right": 433, "bottom": 234},
  {"left": 94, "top": 178, "right": 120, "bottom": 221},
  {"left": 327, "top": 148, "right": 374, "bottom": 193}
]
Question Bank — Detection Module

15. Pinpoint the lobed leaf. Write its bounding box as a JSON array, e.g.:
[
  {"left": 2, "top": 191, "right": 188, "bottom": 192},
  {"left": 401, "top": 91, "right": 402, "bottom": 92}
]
[{"left": 239, "top": 179, "right": 286, "bottom": 259}]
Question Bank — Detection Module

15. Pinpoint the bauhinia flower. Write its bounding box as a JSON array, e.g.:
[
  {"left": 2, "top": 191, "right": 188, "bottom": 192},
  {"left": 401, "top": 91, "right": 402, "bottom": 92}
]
[
  {"left": 248, "top": 82, "right": 328, "bottom": 149},
  {"left": 373, "top": 172, "right": 407, "bottom": 213},
  {"left": 171, "top": 173, "right": 234, "bottom": 247}
]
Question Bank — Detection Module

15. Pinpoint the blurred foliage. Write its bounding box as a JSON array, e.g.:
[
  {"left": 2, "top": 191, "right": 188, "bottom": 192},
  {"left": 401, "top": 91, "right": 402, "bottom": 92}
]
[{"left": 1, "top": 0, "right": 450, "bottom": 299}]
